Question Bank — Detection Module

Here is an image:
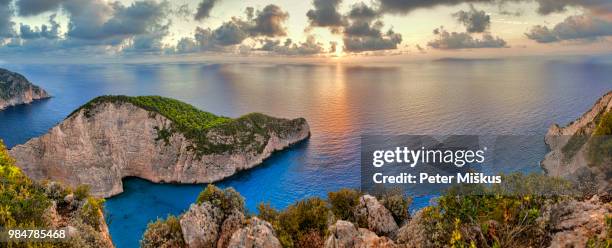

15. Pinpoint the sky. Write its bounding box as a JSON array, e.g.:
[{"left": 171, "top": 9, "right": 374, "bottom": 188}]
[{"left": 0, "top": 0, "right": 611, "bottom": 62}]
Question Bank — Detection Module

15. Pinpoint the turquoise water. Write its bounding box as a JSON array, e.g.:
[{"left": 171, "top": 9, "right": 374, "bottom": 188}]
[{"left": 0, "top": 56, "right": 610, "bottom": 247}]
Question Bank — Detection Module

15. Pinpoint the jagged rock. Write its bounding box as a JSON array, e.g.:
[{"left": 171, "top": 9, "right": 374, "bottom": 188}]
[
  {"left": 395, "top": 209, "right": 436, "bottom": 248},
  {"left": 541, "top": 91, "right": 612, "bottom": 193},
  {"left": 354, "top": 195, "right": 399, "bottom": 236},
  {"left": 0, "top": 68, "right": 50, "bottom": 110},
  {"left": 325, "top": 220, "right": 397, "bottom": 248},
  {"left": 9, "top": 96, "right": 310, "bottom": 197},
  {"left": 227, "top": 217, "right": 281, "bottom": 248},
  {"left": 218, "top": 210, "right": 246, "bottom": 248},
  {"left": 180, "top": 203, "right": 224, "bottom": 248},
  {"left": 547, "top": 196, "right": 611, "bottom": 248}
]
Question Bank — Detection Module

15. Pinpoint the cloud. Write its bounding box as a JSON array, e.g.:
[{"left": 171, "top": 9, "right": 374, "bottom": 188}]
[
  {"left": 375, "top": 0, "right": 611, "bottom": 16},
  {"left": 258, "top": 36, "right": 326, "bottom": 55},
  {"left": 175, "top": 4, "right": 289, "bottom": 53},
  {"left": 532, "top": 0, "right": 611, "bottom": 15},
  {"left": 416, "top": 44, "right": 426, "bottom": 53},
  {"left": 376, "top": 0, "right": 492, "bottom": 15},
  {"left": 427, "top": 27, "right": 507, "bottom": 49},
  {"left": 16, "top": 0, "right": 63, "bottom": 16},
  {"left": 341, "top": 2, "right": 402, "bottom": 53},
  {"left": 306, "top": 0, "right": 344, "bottom": 28},
  {"left": 348, "top": 2, "right": 379, "bottom": 21},
  {"left": 19, "top": 14, "right": 61, "bottom": 40},
  {"left": 525, "top": 15, "right": 612, "bottom": 43},
  {"left": 250, "top": 4, "right": 289, "bottom": 37},
  {"left": 0, "top": 0, "right": 16, "bottom": 38},
  {"left": 195, "top": 0, "right": 219, "bottom": 21},
  {"left": 453, "top": 5, "right": 490, "bottom": 33}
]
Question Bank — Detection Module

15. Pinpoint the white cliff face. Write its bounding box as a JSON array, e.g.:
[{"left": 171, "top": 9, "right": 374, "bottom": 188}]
[
  {"left": 0, "top": 68, "right": 50, "bottom": 110},
  {"left": 9, "top": 101, "right": 310, "bottom": 198},
  {"left": 541, "top": 91, "right": 611, "bottom": 192}
]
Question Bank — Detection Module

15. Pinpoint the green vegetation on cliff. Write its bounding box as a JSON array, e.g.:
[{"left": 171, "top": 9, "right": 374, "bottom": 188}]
[
  {"left": 0, "top": 140, "right": 110, "bottom": 248},
  {"left": 70, "top": 95, "right": 307, "bottom": 156}
]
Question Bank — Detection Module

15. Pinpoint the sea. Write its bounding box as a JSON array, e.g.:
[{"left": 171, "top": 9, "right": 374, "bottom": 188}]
[{"left": 0, "top": 55, "right": 610, "bottom": 248}]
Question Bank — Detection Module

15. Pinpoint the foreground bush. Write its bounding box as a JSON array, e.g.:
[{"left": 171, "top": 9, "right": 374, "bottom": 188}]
[
  {"left": 0, "top": 140, "right": 110, "bottom": 248},
  {"left": 259, "top": 198, "right": 330, "bottom": 248},
  {"left": 419, "top": 173, "right": 578, "bottom": 248},
  {"left": 141, "top": 215, "right": 185, "bottom": 248},
  {"left": 328, "top": 188, "right": 360, "bottom": 222},
  {"left": 196, "top": 184, "right": 245, "bottom": 213}
]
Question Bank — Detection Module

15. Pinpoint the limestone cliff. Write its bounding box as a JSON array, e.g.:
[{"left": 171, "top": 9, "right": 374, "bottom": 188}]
[
  {"left": 0, "top": 68, "right": 50, "bottom": 110},
  {"left": 10, "top": 95, "right": 310, "bottom": 197},
  {"left": 541, "top": 90, "right": 612, "bottom": 193}
]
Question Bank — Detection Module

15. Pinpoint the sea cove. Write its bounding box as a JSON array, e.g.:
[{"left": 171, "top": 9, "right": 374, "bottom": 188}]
[{"left": 1, "top": 57, "right": 610, "bottom": 247}]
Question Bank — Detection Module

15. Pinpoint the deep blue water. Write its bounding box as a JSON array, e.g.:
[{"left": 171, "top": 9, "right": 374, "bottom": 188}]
[{"left": 0, "top": 56, "right": 610, "bottom": 248}]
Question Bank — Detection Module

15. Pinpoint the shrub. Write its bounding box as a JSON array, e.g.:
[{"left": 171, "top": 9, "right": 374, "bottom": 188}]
[
  {"left": 196, "top": 184, "right": 245, "bottom": 213},
  {"left": 260, "top": 197, "right": 330, "bottom": 248},
  {"left": 328, "top": 188, "right": 360, "bottom": 222},
  {"left": 79, "top": 197, "right": 105, "bottom": 230},
  {"left": 74, "top": 184, "right": 91, "bottom": 201},
  {"left": 141, "top": 215, "right": 185, "bottom": 248},
  {"left": 377, "top": 188, "right": 412, "bottom": 225},
  {"left": 419, "top": 173, "right": 576, "bottom": 248}
]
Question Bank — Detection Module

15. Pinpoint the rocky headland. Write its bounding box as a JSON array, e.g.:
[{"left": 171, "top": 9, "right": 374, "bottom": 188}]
[
  {"left": 9, "top": 95, "right": 310, "bottom": 197},
  {"left": 0, "top": 68, "right": 50, "bottom": 110},
  {"left": 542, "top": 90, "right": 612, "bottom": 194}
]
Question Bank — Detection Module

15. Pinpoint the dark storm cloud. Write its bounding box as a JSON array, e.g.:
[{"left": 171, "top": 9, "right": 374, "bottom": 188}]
[
  {"left": 375, "top": 0, "right": 611, "bottom": 16},
  {"left": 453, "top": 5, "right": 490, "bottom": 33},
  {"left": 16, "top": 0, "right": 63, "bottom": 16},
  {"left": 348, "top": 2, "right": 379, "bottom": 21},
  {"left": 250, "top": 4, "right": 289, "bottom": 37},
  {"left": 194, "top": 0, "right": 219, "bottom": 21},
  {"left": 525, "top": 15, "right": 612, "bottom": 43},
  {"left": 340, "top": 2, "right": 402, "bottom": 53},
  {"left": 0, "top": 0, "right": 16, "bottom": 38},
  {"left": 427, "top": 27, "right": 507, "bottom": 49},
  {"left": 377, "top": 0, "right": 492, "bottom": 15},
  {"left": 306, "top": 0, "right": 344, "bottom": 27}
]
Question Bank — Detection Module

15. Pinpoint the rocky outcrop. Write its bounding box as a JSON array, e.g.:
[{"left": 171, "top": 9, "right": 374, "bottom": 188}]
[
  {"left": 10, "top": 96, "right": 310, "bottom": 197},
  {"left": 0, "top": 68, "right": 50, "bottom": 110},
  {"left": 42, "top": 182, "right": 114, "bottom": 248},
  {"left": 325, "top": 220, "right": 397, "bottom": 248},
  {"left": 355, "top": 195, "right": 399, "bottom": 236},
  {"left": 547, "top": 195, "right": 611, "bottom": 248},
  {"left": 542, "top": 91, "right": 612, "bottom": 193},
  {"left": 178, "top": 201, "right": 278, "bottom": 248},
  {"left": 227, "top": 217, "right": 282, "bottom": 248},
  {"left": 394, "top": 209, "right": 435, "bottom": 248},
  {"left": 180, "top": 203, "right": 225, "bottom": 248}
]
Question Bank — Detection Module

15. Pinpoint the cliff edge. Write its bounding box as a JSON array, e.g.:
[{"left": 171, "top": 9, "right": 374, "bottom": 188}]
[
  {"left": 0, "top": 68, "right": 50, "bottom": 110},
  {"left": 10, "top": 95, "right": 310, "bottom": 197},
  {"left": 542, "top": 90, "right": 612, "bottom": 193}
]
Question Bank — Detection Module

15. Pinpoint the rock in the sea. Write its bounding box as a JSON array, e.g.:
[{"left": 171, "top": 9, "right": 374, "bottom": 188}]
[
  {"left": 0, "top": 68, "right": 49, "bottom": 110},
  {"left": 354, "top": 195, "right": 399, "bottom": 236},
  {"left": 547, "top": 195, "right": 611, "bottom": 248},
  {"left": 325, "top": 220, "right": 397, "bottom": 248},
  {"left": 227, "top": 217, "right": 282, "bottom": 248},
  {"left": 10, "top": 95, "right": 310, "bottom": 197},
  {"left": 541, "top": 90, "right": 612, "bottom": 193}
]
